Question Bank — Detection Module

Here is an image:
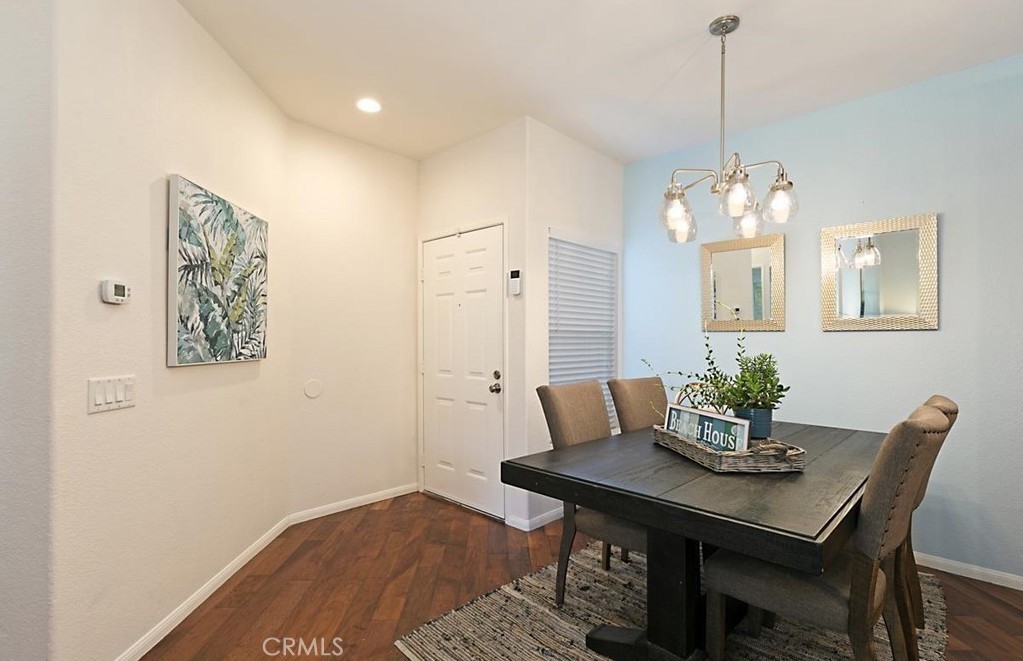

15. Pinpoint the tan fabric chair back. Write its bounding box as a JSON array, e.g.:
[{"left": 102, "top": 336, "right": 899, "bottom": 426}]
[
  {"left": 853, "top": 405, "right": 950, "bottom": 560},
  {"left": 537, "top": 381, "right": 612, "bottom": 450},
  {"left": 912, "top": 395, "right": 959, "bottom": 509},
  {"left": 924, "top": 394, "right": 958, "bottom": 427},
  {"left": 608, "top": 377, "right": 668, "bottom": 433}
]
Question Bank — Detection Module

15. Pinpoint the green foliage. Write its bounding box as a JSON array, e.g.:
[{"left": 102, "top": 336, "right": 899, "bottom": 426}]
[
  {"left": 722, "top": 352, "right": 790, "bottom": 410},
  {"left": 644, "top": 323, "right": 790, "bottom": 414},
  {"left": 175, "top": 178, "right": 267, "bottom": 364}
]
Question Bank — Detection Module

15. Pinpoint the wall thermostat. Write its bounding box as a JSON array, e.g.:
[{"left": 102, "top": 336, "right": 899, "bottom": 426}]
[
  {"left": 508, "top": 269, "right": 521, "bottom": 296},
  {"left": 101, "top": 279, "right": 132, "bottom": 304}
]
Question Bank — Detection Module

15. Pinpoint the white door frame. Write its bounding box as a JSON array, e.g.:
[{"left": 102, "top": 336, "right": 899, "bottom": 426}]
[{"left": 417, "top": 217, "right": 509, "bottom": 518}]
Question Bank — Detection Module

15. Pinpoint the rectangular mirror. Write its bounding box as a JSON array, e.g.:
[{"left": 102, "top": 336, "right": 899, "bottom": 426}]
[
  {"left": 821, "top": 213, "right": 937, "bottom": 331},
  {"left": 701, "top": 233, "right": 785, "bottom": 331}
]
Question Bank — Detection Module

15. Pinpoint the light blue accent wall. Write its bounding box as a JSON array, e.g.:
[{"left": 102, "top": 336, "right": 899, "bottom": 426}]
[{"left": 623, "top": 54, "right": 1023, "bottom": 577}]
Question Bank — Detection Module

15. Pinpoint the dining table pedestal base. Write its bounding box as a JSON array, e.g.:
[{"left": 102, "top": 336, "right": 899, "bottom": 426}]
[
  {"left": 584, "top": 529, "right": 700, "bottom": 660},
  {"left": 586, "top": 625, "right": 691, "bottom": 661}
]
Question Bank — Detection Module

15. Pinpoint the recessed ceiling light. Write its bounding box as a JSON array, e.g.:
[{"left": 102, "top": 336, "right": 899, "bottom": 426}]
[{"left": 356, "top": 97, "right": 382, "bottom": 114}]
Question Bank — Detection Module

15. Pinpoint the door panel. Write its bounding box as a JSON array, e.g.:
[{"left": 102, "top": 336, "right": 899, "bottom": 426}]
[{"left": 423, "top": 225, "right": 504, "bottom": 517}]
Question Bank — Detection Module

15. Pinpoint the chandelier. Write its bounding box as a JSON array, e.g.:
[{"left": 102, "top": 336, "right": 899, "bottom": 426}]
[{"left": 658, "top": 15, "right": 798, "bottom": 243}]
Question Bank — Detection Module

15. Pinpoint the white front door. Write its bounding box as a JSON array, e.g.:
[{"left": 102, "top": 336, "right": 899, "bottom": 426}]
[{"left": 422, "top": 225, "right": 505, "bottom": 518}]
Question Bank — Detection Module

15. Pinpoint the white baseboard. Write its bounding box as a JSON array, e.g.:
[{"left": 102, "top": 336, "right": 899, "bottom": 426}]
[
  {"left": 117, "top": 482, "right": 419, "bottom": 661},
  {"left": 505, "top": 507, "right": 563, "bottom": 532},
  {"left": 915, "top": 551, "right": 1023, "bottom": 591},
  {"left": 289, "top": 483, "right": 419, "bottom": 525},
  {"left": 115, "top": 514, "right": 291, "bottom": 661}
]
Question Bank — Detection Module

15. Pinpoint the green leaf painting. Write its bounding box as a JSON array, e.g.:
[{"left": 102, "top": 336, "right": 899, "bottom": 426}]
[{"left": 169, "top": 175, "right": 268, "bottom": 366}]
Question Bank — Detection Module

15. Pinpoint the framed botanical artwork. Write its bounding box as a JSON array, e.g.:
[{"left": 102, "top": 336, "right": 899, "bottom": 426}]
[{"left": 168, "top": 175, "right": 268, "bottom": 366}]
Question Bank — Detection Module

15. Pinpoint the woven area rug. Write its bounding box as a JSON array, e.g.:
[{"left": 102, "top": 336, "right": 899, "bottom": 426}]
[{"left": 395, "top": 542, "right": 948, "bottom": 660}]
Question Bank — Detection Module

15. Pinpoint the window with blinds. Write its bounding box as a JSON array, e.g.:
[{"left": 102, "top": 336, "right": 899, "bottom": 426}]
[{"left": 548, "top": 237, "right": 618, "bottom": 424}]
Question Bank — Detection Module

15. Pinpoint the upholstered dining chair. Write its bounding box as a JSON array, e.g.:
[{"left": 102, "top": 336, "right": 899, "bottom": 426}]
[
  {"left": 703, "top": 405, "right": 951, "bottom": 661},
  {"left": 608, "top": 376, "right": 668, "bottom": 433},
  {"left": 536, "top": 381, "right": 648, "bottom": 606},
  {"left": 902, "top": 395, "right": 958, "bottom": 630}
]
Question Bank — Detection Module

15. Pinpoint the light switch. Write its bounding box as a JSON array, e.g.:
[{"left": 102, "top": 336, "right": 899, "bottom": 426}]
[{"left": 88, "top": 375, "right": 136, "bottom": 414}]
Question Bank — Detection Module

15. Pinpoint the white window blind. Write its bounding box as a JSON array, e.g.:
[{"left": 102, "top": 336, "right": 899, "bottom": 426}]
[{"left": 548, "top": 237, "right": 618, "bottom": 423}]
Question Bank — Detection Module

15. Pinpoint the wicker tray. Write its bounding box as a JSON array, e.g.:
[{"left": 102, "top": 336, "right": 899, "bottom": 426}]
[{"left": 653, "top": 426, "right": 805, "bottom": 473}]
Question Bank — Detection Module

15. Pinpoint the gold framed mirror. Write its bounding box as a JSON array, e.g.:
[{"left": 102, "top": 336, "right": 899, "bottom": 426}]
[
  {"left": 820, "top": 213, "right": 938, "bottom": 331},
  {"left": 700, "top": 233, "right": 785, "bottom": 331}
]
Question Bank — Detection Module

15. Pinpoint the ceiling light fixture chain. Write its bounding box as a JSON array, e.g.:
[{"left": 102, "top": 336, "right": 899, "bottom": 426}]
[{"left": 658, "top": 14, "right": 799, "bottom": 243}]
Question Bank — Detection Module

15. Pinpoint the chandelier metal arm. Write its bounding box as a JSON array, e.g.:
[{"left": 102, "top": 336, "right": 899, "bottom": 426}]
[
  {"left": 743, "top": 159, "right": 786, "bottom": 174},
  {"left": 680, "top": 172, "right": 718, "bottom": 193},
  {"left": 669, "top": 168, "right": 719, "bottom": 191}
]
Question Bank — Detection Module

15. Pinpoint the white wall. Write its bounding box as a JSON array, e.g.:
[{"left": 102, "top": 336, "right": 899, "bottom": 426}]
[
  {"left": 52, "top": 1, "right": 290, "bottom": 658},
  {"left": 50, "top": 1, "right": 420, "bottom": 659},
  {"left": 418, "top": 117, "right": 623, "bottom": 527},
  {"left": 0, "top": 2, "right": 53, "bottom": 659},
  {"left": 284, "top": 122, "right": 418, "bottom": 514},
  {"left": 623, "top": 54, "right": 1023, "bottom": 579}
]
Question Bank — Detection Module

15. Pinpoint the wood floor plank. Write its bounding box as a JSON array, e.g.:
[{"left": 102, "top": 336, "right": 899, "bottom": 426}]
[
  {"left": 143, "top": 493, "right": 1023, "bottom": 660},
  {"left": 142, "top": 606, "right": 235, "bottom": 661}
]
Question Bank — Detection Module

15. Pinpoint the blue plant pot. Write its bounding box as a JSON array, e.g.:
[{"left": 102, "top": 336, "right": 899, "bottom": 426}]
[{"left": 733, "top": 407, "right": 773, "bottom": 440}]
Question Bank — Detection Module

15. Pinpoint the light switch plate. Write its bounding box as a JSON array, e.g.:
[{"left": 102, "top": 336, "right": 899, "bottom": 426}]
[{"left": 88, "top": 375, "right": 136, "bottom": 414}]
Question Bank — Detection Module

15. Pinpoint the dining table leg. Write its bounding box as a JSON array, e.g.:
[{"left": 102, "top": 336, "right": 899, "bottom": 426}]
[{"left": 585, "top": 528, "right": 700, "bottom": 660}]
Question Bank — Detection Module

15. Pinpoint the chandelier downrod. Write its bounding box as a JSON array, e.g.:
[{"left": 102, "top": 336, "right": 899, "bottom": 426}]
[
  {"left": 709, "top": 14, "right": 739, "bottom": 178},
  {"left": 719, "top": 32, "right": 726, "bottom": 178}
]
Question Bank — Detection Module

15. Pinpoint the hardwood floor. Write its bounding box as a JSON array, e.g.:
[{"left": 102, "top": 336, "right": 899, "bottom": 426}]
[{"left": 144, "top": 492, "right": 1023, "bottom": 660}]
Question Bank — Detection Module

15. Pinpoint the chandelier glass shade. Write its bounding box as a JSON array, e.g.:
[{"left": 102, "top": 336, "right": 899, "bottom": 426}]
[
  {"left": 658, "top": 15, "right": 798, "bottom": 243},
  {"left": 659, "top": 183, "right": 697, "bottom": 243},
  {"left": 852, "top": 237, "right": 882, "bottom": 268}
]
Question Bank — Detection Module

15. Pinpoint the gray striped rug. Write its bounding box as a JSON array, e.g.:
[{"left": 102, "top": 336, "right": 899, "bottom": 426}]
[{"left": 395, "top": 542, "right": 947, "bottom": 660}]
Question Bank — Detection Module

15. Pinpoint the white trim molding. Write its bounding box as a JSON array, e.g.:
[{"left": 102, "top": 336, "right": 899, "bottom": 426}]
[
  {"left": 290, "top": 483, "right": 419, "bottom": 525},
  {"left": 115, "top": 515, "right": 290, "bottom": 661},
  {"left": 915, "top": 551, "right": 1023, "bottom": 591},
  {"left": 117, "top": 483, "right": 419, "bottom": 661},
  {"left": 505, "top": 506, "right": 563, "bottom": 532}
]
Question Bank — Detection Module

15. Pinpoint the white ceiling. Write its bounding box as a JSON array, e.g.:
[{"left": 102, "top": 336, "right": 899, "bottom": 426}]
[{"left": 179, "top": 0, "right": 1023, "bottom": 162}]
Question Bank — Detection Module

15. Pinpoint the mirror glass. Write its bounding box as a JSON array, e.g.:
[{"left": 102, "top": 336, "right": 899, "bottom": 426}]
[
  {"left": 835, "top": 229, "right": 919, "bottom": 318},
  {"left": 701, "top": 233, "right": 784, "bottom": 332},
  {"left": 820, "top": 213, "right": 937, "bottom": 331},
  {"left": 711, "top": 247, "right": 774, "bottom": 321}
]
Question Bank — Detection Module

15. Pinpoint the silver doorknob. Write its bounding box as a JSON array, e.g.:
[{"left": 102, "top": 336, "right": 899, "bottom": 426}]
[{"left": 489, "top": 383, "right": 502, "bottom": 393}]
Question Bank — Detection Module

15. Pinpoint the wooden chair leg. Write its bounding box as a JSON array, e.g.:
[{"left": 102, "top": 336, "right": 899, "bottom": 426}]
[
  {"left": 555, "top": 503, "right": 577, "bottom": 606},
  {"left": 849, "top": 552, "right": 881, "bottom": 661},
  {"left": 848, "top": 625, "right": 877, "bottom": 661},
  {"left": 600, "top": 542, "right": 611, "bottom": 570},
  {"left": 882, "top": 589, "right": 909, "bottom": 661},
  {"left": 621, "top": 548, "right": 630, "bottom": 563},
  {"left": 706, "top": 590, "right": 727, "bottom": 661},
  {"left": 904, "top": 531, "right": 925, "bottom": 629},
  {"left": 746, "top": 606, "right": 764, "bottom": 637},
  {"left": 893, "top": 549, "right": 920, "bottom": 660}
]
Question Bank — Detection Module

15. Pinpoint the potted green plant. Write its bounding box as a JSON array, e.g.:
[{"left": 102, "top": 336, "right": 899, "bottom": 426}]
[
  {"left": 723, "top": 352, "right": 789, "bottom": 439},
  {"left": 644, "top": 315, "right": 790, "bottom": 439}
]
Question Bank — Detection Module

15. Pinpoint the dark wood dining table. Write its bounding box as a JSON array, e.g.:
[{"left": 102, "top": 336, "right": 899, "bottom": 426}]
[{"left": 501, "top": 421, "right": 886, "bottom": 660}]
